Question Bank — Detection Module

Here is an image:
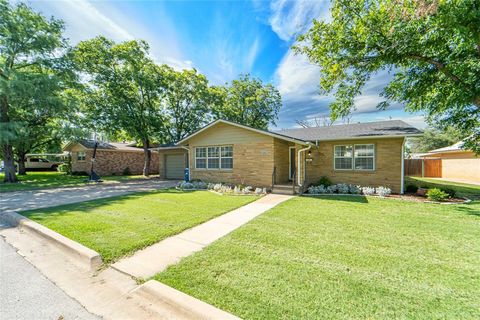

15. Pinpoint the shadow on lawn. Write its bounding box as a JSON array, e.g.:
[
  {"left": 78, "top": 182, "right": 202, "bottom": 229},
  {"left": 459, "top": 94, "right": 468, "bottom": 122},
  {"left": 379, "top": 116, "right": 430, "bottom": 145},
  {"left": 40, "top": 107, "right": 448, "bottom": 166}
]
[
  {"left": 303, "top": 195, "right": 369, "bottom": 203},
  {"left": 21, "top": 188, "right": 192, "bottom": 220},
  {"left": 454, "top": 202, "right": 480, "bottom": 217}
]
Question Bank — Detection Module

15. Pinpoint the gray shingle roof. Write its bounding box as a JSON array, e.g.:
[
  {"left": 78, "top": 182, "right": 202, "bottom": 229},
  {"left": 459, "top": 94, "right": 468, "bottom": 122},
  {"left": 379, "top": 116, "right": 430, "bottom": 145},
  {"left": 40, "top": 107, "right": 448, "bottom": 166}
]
[
  {"left": 73, "top": 140, "right": 143, "bottom": 151},
  {"left": 275, "top": 120, "right": 422, "bottom": 142}
]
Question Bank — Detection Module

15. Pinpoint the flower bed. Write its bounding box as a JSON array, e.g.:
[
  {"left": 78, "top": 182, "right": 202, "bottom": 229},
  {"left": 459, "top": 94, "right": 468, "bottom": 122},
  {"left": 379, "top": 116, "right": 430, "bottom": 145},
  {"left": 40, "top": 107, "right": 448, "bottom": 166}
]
[
  {"left": 177, "top": 181, "right": 266, "bottom": 195},
  {"left": 307, "top": 183, "right": 391, "bottom": 197}
]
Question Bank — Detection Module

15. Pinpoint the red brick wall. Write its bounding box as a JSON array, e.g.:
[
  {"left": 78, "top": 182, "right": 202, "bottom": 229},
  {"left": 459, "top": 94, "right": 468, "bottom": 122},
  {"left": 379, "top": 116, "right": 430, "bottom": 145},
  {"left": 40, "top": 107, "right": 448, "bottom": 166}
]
[{"left": 71, "top": 150, "right": 159, "bottom": 176}]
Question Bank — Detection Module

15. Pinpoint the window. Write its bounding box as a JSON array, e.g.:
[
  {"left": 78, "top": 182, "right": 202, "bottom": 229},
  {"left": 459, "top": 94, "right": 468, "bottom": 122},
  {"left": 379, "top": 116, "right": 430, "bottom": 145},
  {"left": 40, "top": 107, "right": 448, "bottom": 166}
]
[
  {"left": 77, "top": 151, "right": 86, "bottom": 161},
  {"left": 354, "top": 144, "right": 375, "bottom": 170},
  {"left": 334, "top": 144, "right": 375, "bottom": 171},
  {"left": 334, "top": 145, "right": 353, "bottom": 170},
  {"left": 29, "top": 158, "right": 39, "bottom": 162},
  {"left": 195, "top": 145, "right": 233, "bottom": 170},
  {"left": 195, "top": 147, "right": 206, "bottom": 168}
]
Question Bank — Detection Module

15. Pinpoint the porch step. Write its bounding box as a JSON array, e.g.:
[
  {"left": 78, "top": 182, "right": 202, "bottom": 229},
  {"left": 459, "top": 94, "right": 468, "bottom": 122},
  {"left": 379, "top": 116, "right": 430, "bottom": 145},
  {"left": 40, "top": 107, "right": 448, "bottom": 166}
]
[{"left": 271, "top": 184, "right": 299, "bottom": 195}]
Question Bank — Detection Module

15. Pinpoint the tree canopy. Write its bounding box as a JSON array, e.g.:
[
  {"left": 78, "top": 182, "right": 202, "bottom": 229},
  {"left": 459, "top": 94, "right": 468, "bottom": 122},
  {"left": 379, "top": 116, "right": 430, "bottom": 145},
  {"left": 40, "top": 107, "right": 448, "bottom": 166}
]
[
  {"left": 295, "top": 0, "right": 480, "bottom": 153},
  {"left": 212, "top": 74, "right": 282, "bottom": 130},
  {"left": 0, "top": 0, "right": 74, "bottom": 182}
]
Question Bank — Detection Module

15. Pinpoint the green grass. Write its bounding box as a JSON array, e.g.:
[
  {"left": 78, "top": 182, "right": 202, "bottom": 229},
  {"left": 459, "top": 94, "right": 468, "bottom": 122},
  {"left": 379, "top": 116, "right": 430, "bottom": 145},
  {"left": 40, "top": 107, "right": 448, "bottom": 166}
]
[
  {"left": 23, "top": 190, "right": 257, "bottom": 263},
  {"left": 155, "top": 196, "right": 480, "bottom": 319},
  {"left": 0, "top": 171, "right": 156, "bottom": 193},
  {"left": 405, "top": 176, "right": 480, "bottom": 200}
]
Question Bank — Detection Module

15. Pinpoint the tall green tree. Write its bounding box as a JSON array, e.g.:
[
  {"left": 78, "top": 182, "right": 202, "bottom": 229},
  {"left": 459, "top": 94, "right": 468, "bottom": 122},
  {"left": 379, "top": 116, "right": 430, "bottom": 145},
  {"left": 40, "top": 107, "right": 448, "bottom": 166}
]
[
  {"left": 162, "top": 67, "right": 212, "bottom": 142},
  {"left": 295, "top": 0, "right": 480, "bottom": 152},
  {"left": 73, "top": 37, "right": 166, "bottom": 176},
  {"left": 212, "top": 74, "right": 282, "bottom": 129},
  {"left": 409, "top": 126, "right": 463, "bottom": 153},
  {"left": 0, "top": 0, "right": 71, "bottom": 182}
]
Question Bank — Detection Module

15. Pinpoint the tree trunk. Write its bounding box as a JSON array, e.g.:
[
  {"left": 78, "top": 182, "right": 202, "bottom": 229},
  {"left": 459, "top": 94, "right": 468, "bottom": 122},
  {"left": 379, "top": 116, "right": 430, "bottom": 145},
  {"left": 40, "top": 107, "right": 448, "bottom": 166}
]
[
  {"left": 17, "top": 153, "right": 27, "bottom": 175},
  {"left": 1, "top": 94, "right": 18, "bottom": 182},
  {"left": 2, "top": 144, "right": 18, "bottom": 183},
  {"left": 142, "top": 138, "right": 151, "bottom": 176}
]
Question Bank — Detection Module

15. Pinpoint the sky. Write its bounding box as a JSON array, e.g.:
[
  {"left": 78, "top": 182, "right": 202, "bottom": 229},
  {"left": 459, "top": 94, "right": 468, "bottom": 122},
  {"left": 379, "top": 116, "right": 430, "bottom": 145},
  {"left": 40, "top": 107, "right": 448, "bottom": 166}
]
[{"left": 25, "top": 0, "right": 426, "bottom": 130}]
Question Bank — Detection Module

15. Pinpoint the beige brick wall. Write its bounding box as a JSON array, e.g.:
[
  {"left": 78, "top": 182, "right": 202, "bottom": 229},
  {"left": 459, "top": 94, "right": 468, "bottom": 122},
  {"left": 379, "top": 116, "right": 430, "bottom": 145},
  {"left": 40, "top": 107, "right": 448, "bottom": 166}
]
[
  {"left": 435, "top": 151, "right": 480, "bottom": 181},
  {"left": 305, "top": 138, "right": 404, "bottom": 193},
  {"left": 186, "top": 122, "right": 275, "bottom": 187},
  {"left": 70, "top": 147, "right": 159, "bottom": 176}
]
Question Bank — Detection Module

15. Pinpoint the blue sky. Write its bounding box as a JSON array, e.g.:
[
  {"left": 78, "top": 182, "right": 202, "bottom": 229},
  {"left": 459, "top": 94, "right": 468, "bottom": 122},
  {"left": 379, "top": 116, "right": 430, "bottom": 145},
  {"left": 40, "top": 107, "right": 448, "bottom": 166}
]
[{"left": 27, "top": 0, "right": 425, "bottom": 129}]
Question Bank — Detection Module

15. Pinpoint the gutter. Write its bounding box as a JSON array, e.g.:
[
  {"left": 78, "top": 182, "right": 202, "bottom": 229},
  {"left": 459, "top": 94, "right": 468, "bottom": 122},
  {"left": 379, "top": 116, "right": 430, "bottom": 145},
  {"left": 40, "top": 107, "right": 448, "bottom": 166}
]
[{"left": 297, "top": 144, "right": 312, "bottom": 187}]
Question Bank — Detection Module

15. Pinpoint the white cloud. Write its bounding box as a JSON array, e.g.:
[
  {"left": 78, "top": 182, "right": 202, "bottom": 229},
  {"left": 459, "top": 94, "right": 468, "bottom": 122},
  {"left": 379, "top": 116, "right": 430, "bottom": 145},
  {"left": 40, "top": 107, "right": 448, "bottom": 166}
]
[
  {"left": 27, "top": 0, "right": 192, "bottom": 71},
  {"left": 245, "top": 37, "right": 260, "bottom": 71},
  {"left": 269, "top": 0, "right": 330, "bottom": 41}
]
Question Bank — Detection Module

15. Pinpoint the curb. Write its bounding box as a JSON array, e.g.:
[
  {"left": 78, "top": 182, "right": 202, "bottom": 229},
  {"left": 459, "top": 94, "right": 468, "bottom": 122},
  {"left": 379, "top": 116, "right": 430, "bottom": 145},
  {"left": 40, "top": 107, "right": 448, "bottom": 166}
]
[
  {"left": 131, "top": 280, "right": 240, "bottom": 320},
  {"left": 0, "top": 211, "right": 102, "bottom": 271}
]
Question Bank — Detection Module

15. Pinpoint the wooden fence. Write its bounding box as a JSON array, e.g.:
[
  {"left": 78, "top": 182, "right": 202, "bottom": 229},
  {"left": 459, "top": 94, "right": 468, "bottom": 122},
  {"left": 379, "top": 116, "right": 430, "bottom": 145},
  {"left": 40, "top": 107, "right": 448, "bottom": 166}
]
[{"left": 404, "top": 159, "right": 442, "bottom": 177}]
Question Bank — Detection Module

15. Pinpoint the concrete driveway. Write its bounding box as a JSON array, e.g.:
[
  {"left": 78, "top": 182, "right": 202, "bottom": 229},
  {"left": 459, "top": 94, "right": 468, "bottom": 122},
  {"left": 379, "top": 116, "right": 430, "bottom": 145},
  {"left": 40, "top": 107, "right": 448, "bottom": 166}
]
[{"left": 0, "top": 179, "right": 178, "bottom": 212}]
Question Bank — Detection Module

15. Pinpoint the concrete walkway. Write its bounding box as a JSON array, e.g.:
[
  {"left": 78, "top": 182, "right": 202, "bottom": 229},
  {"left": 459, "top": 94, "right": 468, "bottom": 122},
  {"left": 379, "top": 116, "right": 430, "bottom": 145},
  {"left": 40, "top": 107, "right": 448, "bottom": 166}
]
[
  {"left": 112, "top": 194, "right": 293, "bottom": 279},
  {"left": 0, "top": 179, "right": 178, "bottom": 212}
]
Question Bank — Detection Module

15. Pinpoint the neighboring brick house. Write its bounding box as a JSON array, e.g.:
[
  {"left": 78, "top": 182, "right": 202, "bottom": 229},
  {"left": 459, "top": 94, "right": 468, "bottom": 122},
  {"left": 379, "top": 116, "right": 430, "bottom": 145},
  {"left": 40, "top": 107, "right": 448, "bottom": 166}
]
[
  {"left": 156, "top": 119, "right": 422, "bottom": 193},
  {"left": 64, "top": 140, "right": 159, "bottom": 176}
]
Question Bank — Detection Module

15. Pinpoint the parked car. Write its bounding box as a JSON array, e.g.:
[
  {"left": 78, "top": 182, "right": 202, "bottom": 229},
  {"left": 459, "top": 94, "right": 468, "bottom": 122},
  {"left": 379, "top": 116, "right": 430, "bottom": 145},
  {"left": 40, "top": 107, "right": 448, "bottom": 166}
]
[{"left": 25, "top": 157, "right": 61, "bottom": 171}]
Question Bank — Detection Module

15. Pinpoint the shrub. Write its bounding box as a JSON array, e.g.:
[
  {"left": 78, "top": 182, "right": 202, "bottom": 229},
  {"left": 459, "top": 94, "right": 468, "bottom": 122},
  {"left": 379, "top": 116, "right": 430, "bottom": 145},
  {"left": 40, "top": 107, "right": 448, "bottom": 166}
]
[
  {"left": 326, "top": 185, "right": 337, "bottom": 193},
  {"left": 441, "top": 188, "right": 456, "bottom": 198},
  {"left": 122, "top": 167, "right": 131, "bottom": 176},
  {"left": 361, "top": 186, "right": 375, "bottom": 196},
  {"left": 376, "top": 186, "right": 392, "bottom": 197},
  {"left": 336, "top": 183, "right": 350, "bottom": 194},
  {"left": 426, "top": 188, "right": 449, "bottom": 202},
  {"left": 308, "top": 185, "right": 327, "bottom": 194},
  {"left": 405, "top": 184, "right": 418, "bottom": 193},
  {"left": 315, "top": 176, "right": 332, "bottom": 187},
  {"left": 348, "top": 184, "right": 361, "bottom": 194},
  {"left": 57, "top": 163, "right": 70, "bottom": 173}
]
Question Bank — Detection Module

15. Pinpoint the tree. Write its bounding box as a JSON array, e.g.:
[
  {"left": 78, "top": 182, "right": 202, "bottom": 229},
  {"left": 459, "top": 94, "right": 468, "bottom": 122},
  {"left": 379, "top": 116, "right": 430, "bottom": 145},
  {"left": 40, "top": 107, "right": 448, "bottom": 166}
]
[
  {"left": 73, "top": 37, "right": 166, "bottom": 176},
  {"left": 162, "top": 67, "right": 212, "bottom": 142},
  {"left": 0, "top": 0, "right": 71, "bottom": 182},
  {"left": 295, "top": 0, "right": 480, "bottom": 153},
  {"left": 212, "top": 74, "right": 282, "bottom": 129},
  {"left": 409, "top": 126, "right": 463, "bottom": 153}
]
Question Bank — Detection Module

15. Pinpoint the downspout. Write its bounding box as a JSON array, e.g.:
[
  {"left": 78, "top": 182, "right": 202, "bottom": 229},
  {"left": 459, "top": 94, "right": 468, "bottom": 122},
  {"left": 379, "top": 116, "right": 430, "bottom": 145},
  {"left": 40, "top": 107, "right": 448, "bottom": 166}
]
[
  {"left": 401, "top": 138, "right": 405, "bottom": 194},
  {"left": 297, "top": 144, "right": 312, "bottom": 187}
]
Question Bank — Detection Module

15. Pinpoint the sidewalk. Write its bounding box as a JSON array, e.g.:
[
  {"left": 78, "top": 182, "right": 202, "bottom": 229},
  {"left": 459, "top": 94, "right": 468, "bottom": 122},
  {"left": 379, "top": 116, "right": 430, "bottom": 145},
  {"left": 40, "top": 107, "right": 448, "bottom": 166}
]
[{"left": 112, "top": 194, "right": 293, "bottom": 279}]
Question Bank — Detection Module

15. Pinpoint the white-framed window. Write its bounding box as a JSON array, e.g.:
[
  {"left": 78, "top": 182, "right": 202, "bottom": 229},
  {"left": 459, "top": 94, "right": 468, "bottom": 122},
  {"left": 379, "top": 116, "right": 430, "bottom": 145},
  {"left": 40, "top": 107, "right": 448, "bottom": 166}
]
[
  {"left": 354, "top": 144, "right": 375, "bottom": 170},
  {"left": 334, "top": 144, "right": 375, "bottom": 171},
  {"left": 77, "top": 151, "right": 86, "bottom": 161},
  {"left": 195, "top": 145, "right": 233, "bottom": 170},
  {"left": 334, "top": 145, "right": 353, "bottom": 170},
  {"left": 195, "top": 147, "right": 207, "bottom": 169}
]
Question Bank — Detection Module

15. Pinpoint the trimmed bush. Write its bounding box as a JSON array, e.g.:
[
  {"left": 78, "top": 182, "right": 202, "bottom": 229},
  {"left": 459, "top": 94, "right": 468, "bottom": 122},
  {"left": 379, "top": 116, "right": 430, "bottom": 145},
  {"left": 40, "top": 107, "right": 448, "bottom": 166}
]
[
  {"left": 441, "top": 188, "right": 456, "bottom": 198},
  {"left": 315, "top": 176, "right": 332, "bottom": 187},
  {"left": 71, "top": 171, "right": 89, "bottom": 176},
  {"left": 122, "top": 167, "right": 131, "bottom": 176},
  {"left": 405, "top": 184, "right": 418, "bottom": 193},
  {"left": 57, "top": 163, "right": 70, "bottom": 173},
  {"left": 426, "top": 188, "right": 449, "bottom": 202},
  {"left": 361, "top": 186, "right": 375, "bottom": 196},
  {"left": 376, "top": 186, "right": 392, "bottom": 197}
]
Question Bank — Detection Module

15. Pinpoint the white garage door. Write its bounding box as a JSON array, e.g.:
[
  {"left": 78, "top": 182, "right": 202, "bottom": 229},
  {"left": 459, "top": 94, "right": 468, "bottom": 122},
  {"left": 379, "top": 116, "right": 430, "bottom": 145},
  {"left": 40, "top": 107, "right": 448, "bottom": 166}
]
[{"left": 165, "top": 154, "right": 185, "bottom": 179}]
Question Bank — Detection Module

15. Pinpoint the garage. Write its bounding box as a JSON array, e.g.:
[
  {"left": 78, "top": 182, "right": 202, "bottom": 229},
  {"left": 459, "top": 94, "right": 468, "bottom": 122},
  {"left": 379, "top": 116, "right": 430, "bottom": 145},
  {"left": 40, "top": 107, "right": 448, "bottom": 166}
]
[{"left": 165, "top": 154, "right": 185, "bottom": 179}]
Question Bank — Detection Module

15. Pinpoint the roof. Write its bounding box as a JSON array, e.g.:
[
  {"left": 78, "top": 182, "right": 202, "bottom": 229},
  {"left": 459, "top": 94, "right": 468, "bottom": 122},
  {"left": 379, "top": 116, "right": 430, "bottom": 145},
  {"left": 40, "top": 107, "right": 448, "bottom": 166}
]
[
  {"left": 176, "top": 119, "right": 310, "bottom": 146},
  {"left": 64, "top": 140, "right": 144, "bottom": 152},
  {"left": 275, "top": 120, "right": 422, "bottom": 141},
  {"left": 428, "top": 141, "right": 466, "bottom": 154}
]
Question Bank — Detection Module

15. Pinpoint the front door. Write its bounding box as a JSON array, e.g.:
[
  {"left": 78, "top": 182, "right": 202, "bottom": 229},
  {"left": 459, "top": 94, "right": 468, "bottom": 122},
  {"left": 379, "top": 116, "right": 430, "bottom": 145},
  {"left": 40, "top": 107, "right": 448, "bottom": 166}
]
[{"left": 289, "top": 147, "right": 296, "bottom": 180}]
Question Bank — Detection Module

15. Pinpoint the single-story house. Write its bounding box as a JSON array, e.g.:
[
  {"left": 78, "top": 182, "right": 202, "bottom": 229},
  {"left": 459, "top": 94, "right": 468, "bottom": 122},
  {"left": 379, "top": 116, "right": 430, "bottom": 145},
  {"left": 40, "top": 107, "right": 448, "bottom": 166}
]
[
  {"left": 155, "top": 119, "right": 422, "bottom": 193},
  {"left": 64, "top": 140, "right": 159, "bottom": 176},
  {"left": 419, "top": 141, "right": 480, "bottom": 182}
]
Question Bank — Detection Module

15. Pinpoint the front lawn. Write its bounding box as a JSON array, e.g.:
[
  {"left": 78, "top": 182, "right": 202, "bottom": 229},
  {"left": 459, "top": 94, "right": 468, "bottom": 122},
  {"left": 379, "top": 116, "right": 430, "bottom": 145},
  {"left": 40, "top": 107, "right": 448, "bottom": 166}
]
[
  {"left": 23, "top": 190, "right": 258, "bottom": 263},
  {"left": 0, "top": 171, "right": 156, "bottom": 193},
  {"left": 405, "top": 176, "right": 480, "bottom": 200},
  {"left": 156, "top": 196, "right": 480, "bottom": 319}
]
